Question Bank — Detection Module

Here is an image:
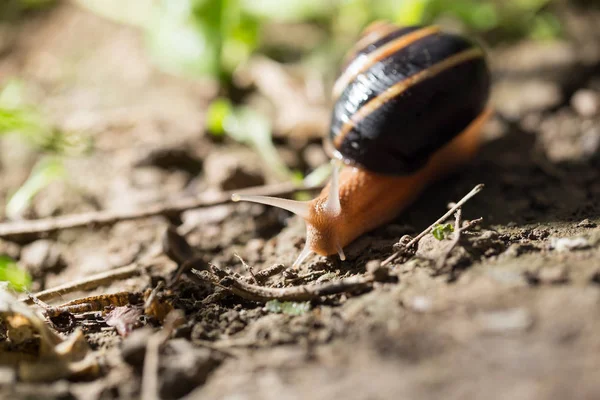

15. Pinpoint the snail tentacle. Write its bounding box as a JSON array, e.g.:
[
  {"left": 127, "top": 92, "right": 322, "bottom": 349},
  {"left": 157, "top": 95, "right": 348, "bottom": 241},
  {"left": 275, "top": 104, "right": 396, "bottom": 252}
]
[{"left": 231, "top": 194, "right": 310, "bottom": 219}]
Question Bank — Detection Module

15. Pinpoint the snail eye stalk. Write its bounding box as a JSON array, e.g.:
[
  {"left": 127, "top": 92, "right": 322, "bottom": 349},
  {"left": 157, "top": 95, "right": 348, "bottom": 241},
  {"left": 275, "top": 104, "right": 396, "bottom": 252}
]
[{"left": 231, "top": 194, "right": 310, "bottom": 219}]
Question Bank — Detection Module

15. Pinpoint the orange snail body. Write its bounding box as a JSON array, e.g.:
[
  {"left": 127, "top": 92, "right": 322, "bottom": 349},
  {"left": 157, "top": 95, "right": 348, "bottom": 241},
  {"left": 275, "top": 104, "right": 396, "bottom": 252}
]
[{"left": 233, "top": 22, "right": 492, "bottom": 267}]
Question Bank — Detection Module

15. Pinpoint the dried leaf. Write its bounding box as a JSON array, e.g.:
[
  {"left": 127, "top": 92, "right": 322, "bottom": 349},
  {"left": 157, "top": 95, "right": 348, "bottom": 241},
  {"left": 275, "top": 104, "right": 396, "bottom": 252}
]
[
  {"left": 144, "top": 297, "right": 173, "bottom": 324},
  {"left": 105, "top": 306, "right": 143, "bottom": 337}
]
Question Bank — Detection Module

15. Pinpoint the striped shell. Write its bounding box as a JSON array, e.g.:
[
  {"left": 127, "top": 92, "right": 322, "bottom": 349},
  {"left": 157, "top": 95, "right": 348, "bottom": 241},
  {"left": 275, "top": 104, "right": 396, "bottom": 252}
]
[{"left": 328, "top": 22, "right": 491, "bottom": 175}]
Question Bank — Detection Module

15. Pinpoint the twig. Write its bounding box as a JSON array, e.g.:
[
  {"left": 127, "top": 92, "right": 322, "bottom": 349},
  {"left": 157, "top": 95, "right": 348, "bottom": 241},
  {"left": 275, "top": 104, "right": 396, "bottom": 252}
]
[
  {"left": 201, "top": 288, "right": 228, "bottom": 305},
  {"left": 200, "top": 264, "right": 286, "bottom": 304},
  {"left": 0, "top": 181, "right": 323, "bottom": 240},
  {"left": 21, "top": 260, "right": 152, "bottom": 304},
  {"left": 285, "top": 271, "right": 324, "bottom": 284},
  {"left": 254, "top": 264, "right": 286, "bottom": 283},
  {"left": 144, "top": 281, "right": 165, "bottom": 310},
  {"left": 193, "top": 267, "right": 375, "bottom": 303},
  {"left": 28, "top": 291, "right": 143, "bottom": 317},
  {"left": 234, "top": 254, "right": 257, "bottom": 284},
  {"left": 381, "top": 184, "right": 484, "bottom": 266}
]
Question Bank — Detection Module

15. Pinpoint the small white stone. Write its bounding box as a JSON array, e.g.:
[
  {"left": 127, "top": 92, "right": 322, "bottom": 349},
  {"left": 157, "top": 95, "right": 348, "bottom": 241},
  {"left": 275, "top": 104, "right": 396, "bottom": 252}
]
[
  {"left": 571, "top": 89, "right": 599, "bottom": 117},
  {"left": 549, "top": 236, "right": 590, "bottom": 252},
  {"left": 409, "top": 296, "right": 432, "bottom": 313}
]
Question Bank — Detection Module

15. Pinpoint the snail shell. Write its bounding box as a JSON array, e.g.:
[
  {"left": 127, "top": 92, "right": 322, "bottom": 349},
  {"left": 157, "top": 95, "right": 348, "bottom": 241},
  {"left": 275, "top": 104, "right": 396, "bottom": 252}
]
[{"left": 328, "top": 22, "right": 491, "bottom": 175}]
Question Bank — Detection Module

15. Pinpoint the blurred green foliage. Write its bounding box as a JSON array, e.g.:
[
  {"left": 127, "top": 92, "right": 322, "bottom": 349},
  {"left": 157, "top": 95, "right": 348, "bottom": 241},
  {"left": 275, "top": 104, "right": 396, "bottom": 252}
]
[
  {"left": 77, "top": 0, "right": 561, "bottom": 82},
  {"left": 406, "top": 0, "right": 560, "bottom": 40},
  {"left": 0, "top": 80, "right": 92, "bottom": 155},
  {"left": 0, "top": 81, "right": 91, "bottom": 218},
  {"left": 0, "top": 255, "right": 31, "bottom": 292}
]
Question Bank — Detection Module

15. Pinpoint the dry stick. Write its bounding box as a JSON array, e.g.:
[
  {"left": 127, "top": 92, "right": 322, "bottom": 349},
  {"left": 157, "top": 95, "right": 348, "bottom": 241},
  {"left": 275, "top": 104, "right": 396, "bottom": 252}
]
[
  {"left": 381, "top": 183, "right": 485, "bottom": 267},
  {"left": 200, "top": 264, "right": 287, "bottom": 304},
  {"left": 29, "top": 291, "right": 144, "bottom": 317},
  {"left": 234, "top": 254, "right": 257, "bottom": 285},
  {"left": 0, "top": 181, "right": 323, "bottom": 239},
  {"left": 253, "top": 264, "right": 286, "bottom": 284},
  {"left": 193, "top": 268, "right": 374, "bottom": 302},
  {"left": 144, "top": 281, "right": 165, "bottom": 310},
  {"left": 21, "top": 260, "right": 153, "bottom": 304}
]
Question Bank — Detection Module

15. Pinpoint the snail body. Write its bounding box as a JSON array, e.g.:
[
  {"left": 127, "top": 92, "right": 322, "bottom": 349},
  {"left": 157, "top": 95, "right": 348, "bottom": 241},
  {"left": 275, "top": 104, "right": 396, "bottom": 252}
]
[{"left": 233, "top": 22, "right": 492, "bottom": 266}]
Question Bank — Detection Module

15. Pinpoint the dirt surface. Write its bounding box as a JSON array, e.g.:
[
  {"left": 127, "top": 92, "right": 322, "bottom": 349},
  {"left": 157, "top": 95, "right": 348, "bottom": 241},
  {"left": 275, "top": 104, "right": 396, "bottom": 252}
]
[{"left": 1, "top": 2, "right": 600, "bottom": 400}]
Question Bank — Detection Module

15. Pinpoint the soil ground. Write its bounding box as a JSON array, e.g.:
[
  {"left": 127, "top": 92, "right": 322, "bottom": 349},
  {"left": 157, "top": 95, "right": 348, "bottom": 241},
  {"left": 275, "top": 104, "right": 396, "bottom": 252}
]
[{"left": 1, "top": 2, "right": 600, "bottom": 400}]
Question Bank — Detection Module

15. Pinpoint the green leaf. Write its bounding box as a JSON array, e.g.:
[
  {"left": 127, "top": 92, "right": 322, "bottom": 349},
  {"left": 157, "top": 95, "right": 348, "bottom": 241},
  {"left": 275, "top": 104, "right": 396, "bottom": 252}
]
[
  {"left": 206, "top": 98, "right": 233, "bottom": 136},
  {"left": 221, "top": 1, "right": 260, "bottom": 73},
  {"left": 431, "top": 223, "right": 454, "bottom": 241},
  {"left": 0, "top": 256, "right": 31, "bottom": 292},
  {"left": 6, "top": 157, "right": 66, "bottom": 220},
  {"left": 0, "top": 107, "right": 44, "bottom": 136},
  {"left": 265, "top": 300, "right": 311, "bottom": 316}
]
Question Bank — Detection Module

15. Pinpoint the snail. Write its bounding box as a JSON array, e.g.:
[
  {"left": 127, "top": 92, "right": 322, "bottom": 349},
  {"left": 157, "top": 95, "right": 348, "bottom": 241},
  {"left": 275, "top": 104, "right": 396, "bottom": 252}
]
[{"left": 232, "top": 21, "right": 492, "bottom": 267}]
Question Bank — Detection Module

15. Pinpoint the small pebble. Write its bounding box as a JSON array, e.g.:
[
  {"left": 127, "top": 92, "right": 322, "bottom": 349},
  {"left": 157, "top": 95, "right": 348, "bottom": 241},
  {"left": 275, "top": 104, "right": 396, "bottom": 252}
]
[
  {"left": 578, "top": 219, "right": 597, "bottom": 228},
  {"left": 549, "top": 237, "right": 590, "bottom": 252},
  {"left": 571, "top": 89, "right": 599, "bottom": 117}
]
